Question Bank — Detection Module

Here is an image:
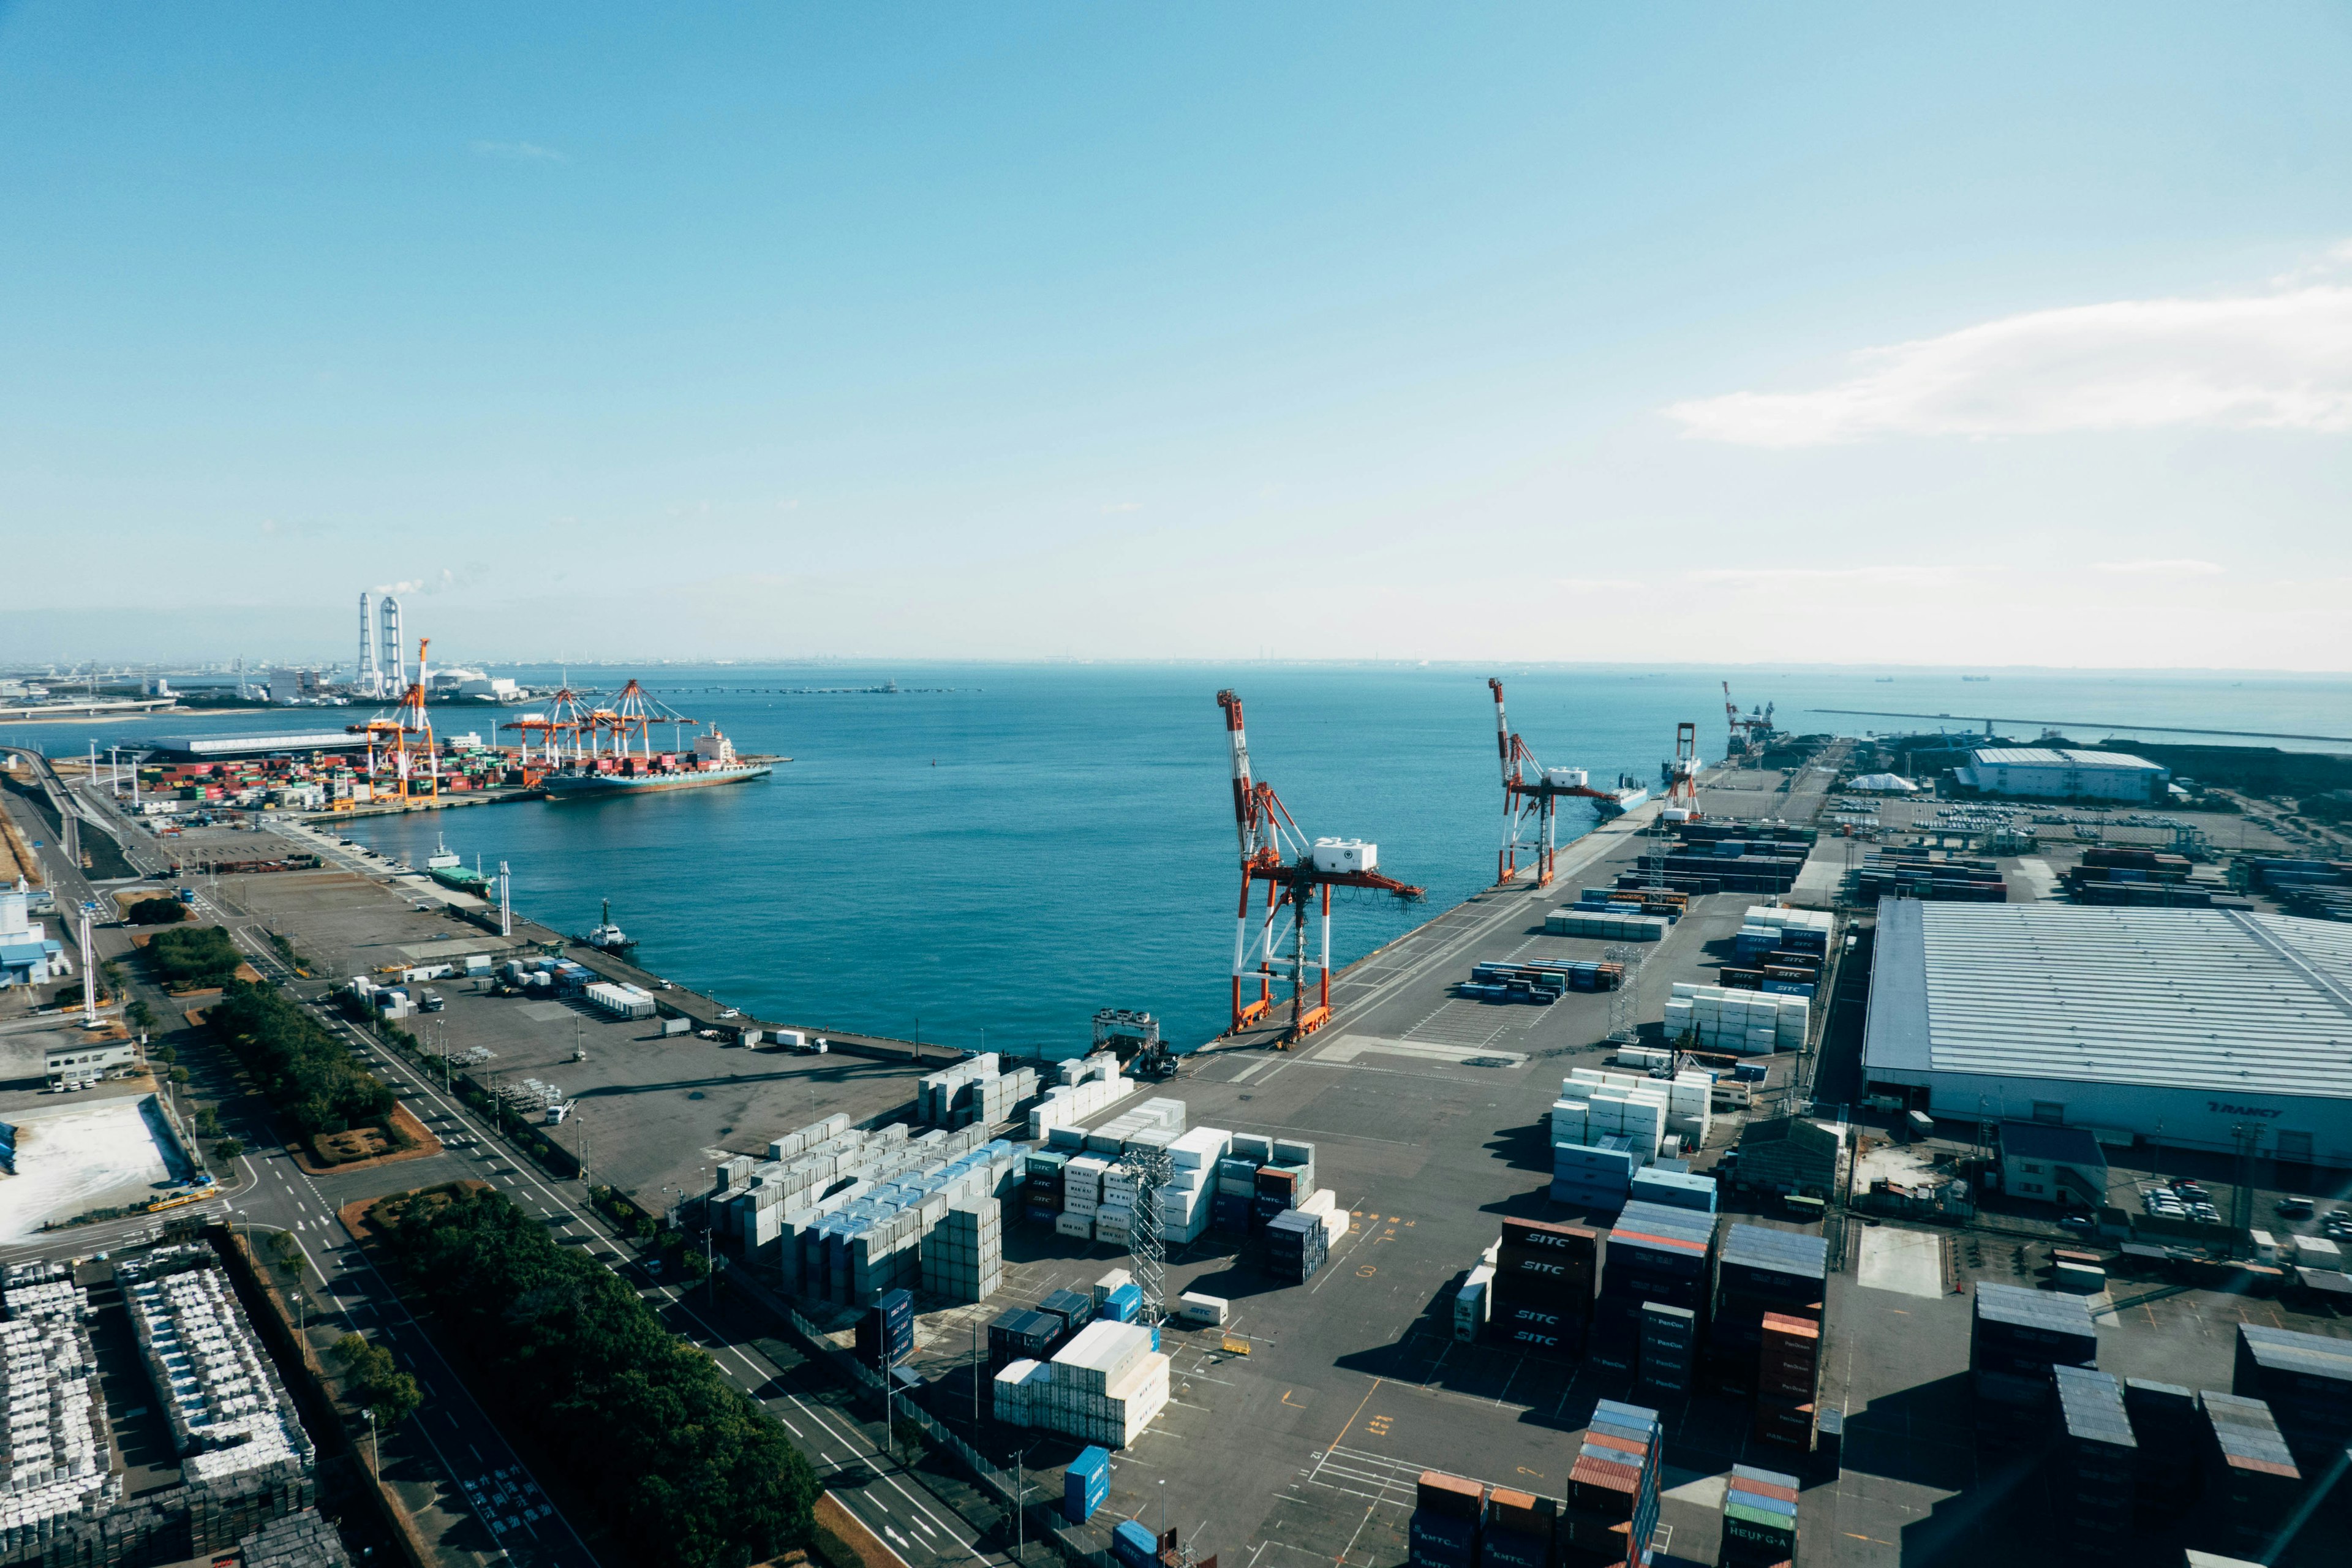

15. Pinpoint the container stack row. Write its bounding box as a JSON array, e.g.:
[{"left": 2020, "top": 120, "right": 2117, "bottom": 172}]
[
  {"left": 1719, "top": 1463, "right": 1800, "bottom": 1568},
  {"left": 1563, "top": 1400, "right": 1662, "bottom": 1566},
  {"left": 1631, "top": 836, "right": 1807, "bottom": 895},
  {"left": 2230, "top": 1322, "right": 2352, "bottom": 1471},
  {"left": 2050, "top": 1365, "right": 2136, "bottom": 1558},
  {"left": 2122, "top": 1379, "right": 2198, "bottom": 1531},
  {"left": 1664, "top": 986, "right": 1809, "bottom": 1056},
  {"left": 1591, "top": 1202, "right": 1717, "bottom": 1374},
  {"left": 1754, "top": 1312, "right": 1822, "bottom": 1453},
  {"left": 1408, "top": 1471, "right": 1483, "bottom": 1568},
  {"left": 1851, "top": 850, "right": 2006, "bottom": 903},
  {"left": 853, "top": 1288, "right": 914, "bottom": 1369},
  {"left": 2197, "top": 1392, "right": 2302, "bottom": 1561},
  {"left": 917, "top": 1197, "right": 1002, "bottom": 1302},
  {"left": 1545, "top": 908, "right": 1670, "bottom": 942},
  {"left": 1969, "top": 1283, "right": 2098, "bottom": 1411},
  {"left": 1024, "top": 1054, "right": 1136, "bottom": 1141},
  {"left": 1267, "top": 1209, "right": 1330, "bottom": 1284},
  {"left": 1635, "top": 1303, "right": 1694, "bottom": 1399},
  {"left": 917, "top": 1054, "right": 1041, "bottom": 1131},
  {"left": 1488, "top": 1218, "right": 1602, "bottom": 1358},
  {"left": 1156, "top": 1126, "right": 1233, "bottom": 1244},
  {"left": 768, "top": 1129, "right": 1024, "bottom": 1305},
  {"left": 993, "top": 1320, "right": 1170, "bottom": 1449},
  {"left": 1708, "top": 1226, "right": 1828, "bottom": 1404},
  {"left": 1061, "top": 1446, "right": 1110, "bottom": 1524}
]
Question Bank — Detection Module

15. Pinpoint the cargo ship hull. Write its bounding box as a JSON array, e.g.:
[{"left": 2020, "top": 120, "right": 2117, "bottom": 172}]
[{"left": 541, "top": 762, "right": 773, "bottom": 798}]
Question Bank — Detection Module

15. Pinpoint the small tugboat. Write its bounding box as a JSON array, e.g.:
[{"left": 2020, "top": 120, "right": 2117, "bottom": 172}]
[{"left": 582, "top": 899, "right": 639, "bottom": 957}]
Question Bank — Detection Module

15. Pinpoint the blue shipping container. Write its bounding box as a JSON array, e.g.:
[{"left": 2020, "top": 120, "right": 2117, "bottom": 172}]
[
  {"left": 1065, "top": 1446, "right": 1111, "bottom": 1522},
  {"left": 1112, "top": 1520, "right": 1159, "bottom": 1568}
]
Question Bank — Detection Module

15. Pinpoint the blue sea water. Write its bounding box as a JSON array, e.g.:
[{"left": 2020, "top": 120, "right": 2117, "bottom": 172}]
[{"left": 13, "top": 664, "right": 2349, "bottom": 1056}]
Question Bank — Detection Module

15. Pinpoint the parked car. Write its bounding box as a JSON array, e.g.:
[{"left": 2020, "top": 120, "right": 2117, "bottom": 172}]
[{"left": 2274, "top": 1196, "right": 2316, "bottom": 1219}]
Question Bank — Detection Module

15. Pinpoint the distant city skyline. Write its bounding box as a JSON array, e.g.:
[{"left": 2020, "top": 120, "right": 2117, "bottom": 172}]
[{"left": 4, "top": 5, "right": 2347, "bottom": 669}]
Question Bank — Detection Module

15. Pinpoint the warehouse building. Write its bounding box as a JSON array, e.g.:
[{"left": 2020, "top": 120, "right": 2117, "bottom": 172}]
[
  {"left": 1954, "top": 746, "right": 2170, "bottom": 803},
  {"left": 1863, "top": 901, "right": 2352, "bottom": 1167}
]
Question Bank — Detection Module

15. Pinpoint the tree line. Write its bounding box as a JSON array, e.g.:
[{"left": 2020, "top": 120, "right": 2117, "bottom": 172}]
[
  {"left": 208, "top": 979, "right": 398, "bottom": 1139},
  {"left": 380, "top": 1184, "right": 817, "bottom": 1568}
]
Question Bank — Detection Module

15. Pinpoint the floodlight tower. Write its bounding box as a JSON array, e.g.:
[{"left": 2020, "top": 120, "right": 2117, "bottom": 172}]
[
  {"left": 1217, "top": 690, "right": 1423, "bottom": 1044},
  {"left": 1485, "top": 678, "right": 1626, "bottom": 887}
]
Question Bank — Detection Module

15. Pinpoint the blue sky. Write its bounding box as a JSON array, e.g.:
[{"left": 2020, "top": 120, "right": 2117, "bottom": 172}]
[{"left": 5, "top": 4, "right": 2349, "bottom": 668}]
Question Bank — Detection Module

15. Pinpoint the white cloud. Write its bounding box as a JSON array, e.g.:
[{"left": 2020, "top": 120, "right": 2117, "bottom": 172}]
[
  {"left": 1667, "top": 270, "right": 2352, "bottom": 447},
  {"left": 471, "top": 140, "right": 567, "bottom": 162},
  {"left": 2095, "top": 558, "right": 2223, "bottom": 576},
  {"left": 1690, "top": 564, "right": 1961, "bottom": 586}
]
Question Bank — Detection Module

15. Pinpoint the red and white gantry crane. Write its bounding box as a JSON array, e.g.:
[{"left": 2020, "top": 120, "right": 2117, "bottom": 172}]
[
  {"left": 1485, "top": 678, "right": 1630, "bottom": 888},
  {"left": 1663, "top": 721, "right": 1700, "bottom": 813},
  {"left": 1218, "top": 690, "right": 1422, "bottom": 1044}
]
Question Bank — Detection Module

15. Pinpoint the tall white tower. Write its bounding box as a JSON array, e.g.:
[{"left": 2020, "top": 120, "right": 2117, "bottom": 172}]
[
  {"left": 356, "top": 591, "right": 381, "bottom": 696},
  {"left": 379, "top": 596, "right": 407, "bottom": 692}
]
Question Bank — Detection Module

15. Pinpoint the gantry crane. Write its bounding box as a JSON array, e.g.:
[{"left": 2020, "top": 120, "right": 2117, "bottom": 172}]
[
  {"left": 1662, "top": 721, "right": 1700, "bottom": 813},
  {"left": 347, "top": 638, "right": 439, "bottom": 801},
  {"left": 1218, "top": 690, "right": 1422, "bottom": 1043},
  {"left": 1485, "top": 678, "right": 1632, "bottom": 888},
  {"left": 503, "top": 687, "right": 593, "bottom": 785},
  {"left": 1722, "top": 680, "right": 1776, "bottom": 760},
  {"left": 584, "top": 679, "right": 698, "bottom": 761}
]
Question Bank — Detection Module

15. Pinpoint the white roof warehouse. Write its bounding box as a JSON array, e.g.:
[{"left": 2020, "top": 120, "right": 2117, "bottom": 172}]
[
  {"left": 1863, "top": 900, "right": 2352, "bottom": 1167},
  {"left": 1954, "top": 746, "right": 2170, "bottom": 803}
]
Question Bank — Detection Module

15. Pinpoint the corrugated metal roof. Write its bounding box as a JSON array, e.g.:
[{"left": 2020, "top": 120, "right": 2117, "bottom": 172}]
[
  {"left": 1969, "top": 747, "right": 2163, "bottom": 771},
  {"left": 1875, "top": 903, "right": 2352, "bottom": 1099}
]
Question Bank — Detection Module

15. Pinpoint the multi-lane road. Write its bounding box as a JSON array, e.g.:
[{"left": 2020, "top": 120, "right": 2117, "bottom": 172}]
[{"left": 0, "top": 763, "right": 1016, "bottom": 1568}]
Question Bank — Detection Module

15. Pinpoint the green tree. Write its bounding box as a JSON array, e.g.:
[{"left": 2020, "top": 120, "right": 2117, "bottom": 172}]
[
  {"left": 170, "top": 1066, "right": 189, "bottom": 1085},
  {"left": 382, "top": 1186, "right": 817, "bottom": 1567},
  {"left": 195, "top": 1105, "right": 222, "bottom": 1137},
  {"left": 126, "top": 998, "right": 155, "bottom": 1031},
  {"left": 213, "top": 1137, "right": 244, "bottom": 1161},
  {"left": 126, "top": 897, "right": 191, "bottom": 925},
  {"left": 331, "top": 1333, "right": 422, "bottom": 1426},
  {"left": 150, "top": 1042, "right": 178, "bottom": 1067}
]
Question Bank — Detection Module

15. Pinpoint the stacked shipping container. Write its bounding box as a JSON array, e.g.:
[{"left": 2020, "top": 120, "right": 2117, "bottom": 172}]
[{"left": 1488, "top": 1218, "right": 1600, "bottom": 1359}]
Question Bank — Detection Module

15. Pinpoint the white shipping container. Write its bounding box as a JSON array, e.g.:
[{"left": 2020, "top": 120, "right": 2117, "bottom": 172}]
[{"left": 1311, "top": 837, "right": 1377, "bottom": 874}]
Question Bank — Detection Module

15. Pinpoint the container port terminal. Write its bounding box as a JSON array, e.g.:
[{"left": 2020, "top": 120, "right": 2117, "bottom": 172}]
[{"left": 5, "top": 692, "right": 2352, "bottom": 1568}]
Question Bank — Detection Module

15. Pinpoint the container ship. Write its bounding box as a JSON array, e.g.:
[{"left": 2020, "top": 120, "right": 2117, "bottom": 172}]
[{"left": 539, "top": 728, "right": 775, "bottom": 799}]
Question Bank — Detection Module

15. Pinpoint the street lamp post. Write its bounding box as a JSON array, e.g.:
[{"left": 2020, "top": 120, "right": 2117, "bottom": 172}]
[{"left": 364, "top": 1408, "right": 378, "bottom": 1476}]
